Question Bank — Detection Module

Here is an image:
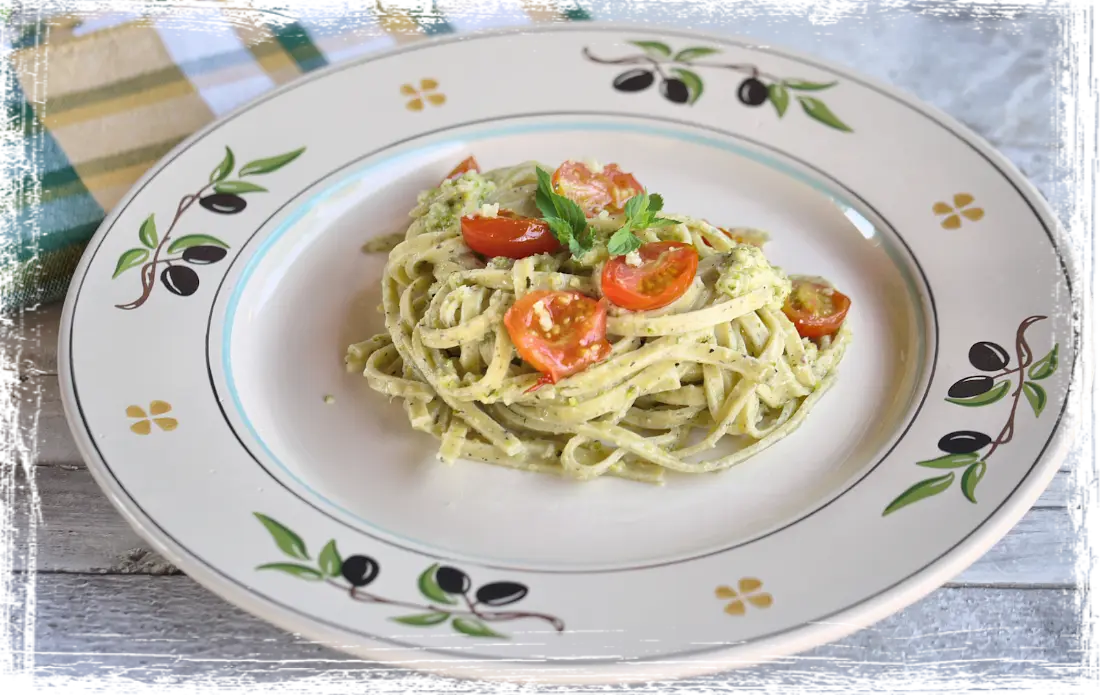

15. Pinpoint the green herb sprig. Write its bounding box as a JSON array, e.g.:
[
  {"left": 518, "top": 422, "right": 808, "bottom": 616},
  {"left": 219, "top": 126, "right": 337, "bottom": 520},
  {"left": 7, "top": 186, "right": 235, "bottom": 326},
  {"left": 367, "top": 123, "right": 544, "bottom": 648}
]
[
  {"left": 535, "top": 167, "right": 594, "bottom": 258},
  {"left": 607, "top": 192, "right": 678, "bottom": 256}
]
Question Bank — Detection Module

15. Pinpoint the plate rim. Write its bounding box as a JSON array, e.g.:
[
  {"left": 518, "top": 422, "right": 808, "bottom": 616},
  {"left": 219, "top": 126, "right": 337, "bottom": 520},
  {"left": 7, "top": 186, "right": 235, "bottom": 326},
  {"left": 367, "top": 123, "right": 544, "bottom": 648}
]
[{"left": 56, "top": 21, "right": 1082, "bottom": 683}]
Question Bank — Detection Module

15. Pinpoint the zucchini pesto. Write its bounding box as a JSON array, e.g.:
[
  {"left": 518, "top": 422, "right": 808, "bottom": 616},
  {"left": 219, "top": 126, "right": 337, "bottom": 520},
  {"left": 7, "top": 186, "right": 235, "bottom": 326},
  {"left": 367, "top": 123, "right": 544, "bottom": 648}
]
[{"left": 346, "top": 157, "right": 852, "bottom": 484}]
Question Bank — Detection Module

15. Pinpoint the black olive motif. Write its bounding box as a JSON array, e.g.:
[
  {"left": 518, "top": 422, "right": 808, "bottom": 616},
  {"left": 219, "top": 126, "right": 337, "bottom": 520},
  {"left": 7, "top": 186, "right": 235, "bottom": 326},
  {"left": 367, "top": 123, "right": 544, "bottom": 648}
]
[
  {"left": 341, "top": 555, "right": 380, "bottom": 588},
  {"left": 475, "top": 581, "right": 528, "bottom": 606},
  {"left": 613, "top": 69, "right": 656, "bottom": 92},
  {"left": 199, "top": 193, "right": 247, "bottom": 215},
  {"left": 938, "top": 431, "right": 992, "bottom": 455},
  {"left": 947, "top": 375, "right": 995, "bottom": 399},
  {"left": 968, "top": 341, "right": 1010, "bottom": 372},
  {"left": 161, "top": 265, "right": 199, "bottom": 297},
  {"left": 181, "top": 245, "right": 227, "bottom": 265},
  {"left": 737, "top": 77, "right": 769, "bottom": 106},
  {"left": 660, "top": 78, "right": 690, "bottom": 104},
  {"left": 436, "top": 566, "right": 471, "bottom": 594}
]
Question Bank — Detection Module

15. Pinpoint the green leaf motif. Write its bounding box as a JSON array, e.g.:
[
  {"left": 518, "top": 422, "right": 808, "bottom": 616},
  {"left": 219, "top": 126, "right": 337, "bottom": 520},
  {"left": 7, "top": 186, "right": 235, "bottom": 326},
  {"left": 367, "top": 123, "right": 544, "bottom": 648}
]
[
  {"left": 391, "top": 612, "right": 450, "bottom": 626},
  {"left": 317, "top": 539, "right": 342, "bottom": 577},
  {"left": 253, "top": 513, "right": 309, "bottom": 560},
  {"left": 451, "top": 617, "right": 505, "bottom": 638},
  {"left": 945, "top": 379, "right": 1010, "bottom": 407},
  {"left": 961, "top": 460, "right": 987, "bottom": 504},
  {"left": 916, "top": 452, "right": 979, "bottom": 469},
  {"left": 882, "top": 472, "right": 955, "bottom": 516},
  {"left": 214, "top": 180, "right": 268, "bottom": 195},
  {"left": 783, "top": 80, "right": 838, "bottom": 91},
  {"left": 112, "top": 248, "right": 149, "bottom": 278},
  {"left": 671, "top": 67, "right": 704, "bottom": 105},
  {"left": 239, "top": 147, "right": 306, "bottom": 176},
  {"left": 210, "top": 147, "right": 235, "bottom": 183},
  {"left": 629, "top": 40, "right": 672, "bottom": 58},
  {"left": 257, "top": 563, "right": 323, "bottom": 580},
  {"left": 797, "top": 96, "right": 852, "bottom": 132},
  {"left": 417, "top": 564, "right": 457, "bottom": 605},
  {"left": 138, "top": 214, "right": 158, "bottom": 249},
  {"left": 673, "top": 46, "right": 720, "bottom": 62},
  {"left": 1023, "top": 381, "right": 1048, "bottom": 417},
  {"left": 167, "top": 234, "right": 230, "bottom": 255},
  {"left": 1028, "top": 344, "right": 1058, "bottom": 380},
  {"left": 768, "top": 83, "right": 790, "bottom": 117}
]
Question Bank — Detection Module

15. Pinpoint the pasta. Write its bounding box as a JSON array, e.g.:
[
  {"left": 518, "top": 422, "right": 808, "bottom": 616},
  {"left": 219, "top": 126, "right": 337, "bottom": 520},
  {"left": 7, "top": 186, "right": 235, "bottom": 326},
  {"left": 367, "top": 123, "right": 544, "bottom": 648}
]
[{"left": 346, "top": 160, "right": 851, "bottom": 484}]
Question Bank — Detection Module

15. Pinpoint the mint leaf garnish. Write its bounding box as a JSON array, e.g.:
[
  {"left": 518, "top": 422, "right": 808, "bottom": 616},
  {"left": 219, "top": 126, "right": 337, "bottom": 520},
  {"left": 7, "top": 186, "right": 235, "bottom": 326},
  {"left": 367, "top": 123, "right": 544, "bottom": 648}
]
[
  {"left": 608, "top": 226, "right": 644, "bottom": 256},
  {"left": 536, "top": 167, "right": 593, "bottom": 259},
  {"left": 607, "top": 190, "right": 677, "bottom": 256}
]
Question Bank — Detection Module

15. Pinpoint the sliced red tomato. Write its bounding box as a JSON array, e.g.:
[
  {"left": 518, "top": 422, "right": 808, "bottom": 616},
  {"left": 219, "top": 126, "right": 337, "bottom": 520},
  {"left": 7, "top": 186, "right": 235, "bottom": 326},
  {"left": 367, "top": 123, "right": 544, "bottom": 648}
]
[
  {"left": 551, "top": 161, "right": 644, "bottom": 216},
  {"left": 460, "top": 210, "right": 561, "bottom": 259},
  {"left": 601, "top": 242, "right": 699, "bottom": 311},
  {"left": 503, "top": 290, "right": 612, "bottom": 390},
  {"left": 782, "top": 276, "right": 851, "bottom": 339},
  {"left": 442, "top": 156, "right": 480, "bottom": 183}
]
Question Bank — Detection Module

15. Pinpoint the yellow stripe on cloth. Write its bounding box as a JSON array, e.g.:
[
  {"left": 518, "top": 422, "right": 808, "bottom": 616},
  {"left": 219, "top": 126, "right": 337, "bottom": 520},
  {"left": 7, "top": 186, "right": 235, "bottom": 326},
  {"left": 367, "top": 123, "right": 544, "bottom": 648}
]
[
  {"left": 231, "top": 22, "right": 302, "bottom": 85},
  {"left": 375, "top": 4, "right": 427, "bottom": 44}
]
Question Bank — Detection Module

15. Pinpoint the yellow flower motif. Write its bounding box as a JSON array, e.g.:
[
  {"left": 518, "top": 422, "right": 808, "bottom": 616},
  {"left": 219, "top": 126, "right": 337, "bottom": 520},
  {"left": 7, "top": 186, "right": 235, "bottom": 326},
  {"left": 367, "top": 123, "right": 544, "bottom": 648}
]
[
  {"left": 933, "top": 193, "right": 984, "bottom": 229},
  {"left": 401, "top": 78, "right": 445, "bottom": 112},
  {"left": 126, "top": 401, "right": 178, "bottom": 435},
  {"left": 715, "top": 577, "right": 773, "bottom": 616}
]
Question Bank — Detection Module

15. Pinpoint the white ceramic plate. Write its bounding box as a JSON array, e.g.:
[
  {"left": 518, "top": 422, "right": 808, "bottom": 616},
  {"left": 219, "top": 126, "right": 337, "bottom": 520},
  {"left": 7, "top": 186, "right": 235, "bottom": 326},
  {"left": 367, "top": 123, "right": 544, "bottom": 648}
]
[{"left": 59, "top": 23, "right": 1077, "bottom": 684}]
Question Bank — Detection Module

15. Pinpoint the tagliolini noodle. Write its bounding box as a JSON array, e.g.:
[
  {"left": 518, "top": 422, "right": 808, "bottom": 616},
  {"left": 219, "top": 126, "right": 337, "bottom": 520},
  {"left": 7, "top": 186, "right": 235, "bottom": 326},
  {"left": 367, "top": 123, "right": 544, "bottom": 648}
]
[{"left": 346, "top": 161, "right": 850, "bottom": 484}]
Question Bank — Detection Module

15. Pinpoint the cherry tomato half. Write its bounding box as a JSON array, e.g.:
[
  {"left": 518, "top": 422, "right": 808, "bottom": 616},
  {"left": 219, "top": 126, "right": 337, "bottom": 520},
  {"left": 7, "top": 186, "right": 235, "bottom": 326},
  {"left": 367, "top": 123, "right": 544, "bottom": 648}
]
[
  {"left": 601, "top": 242, "right": 699, "bottom": 311},
  {"left": 503, "top": 290, "right": 612, "bottom": 390},
  {"left": 782, "top": 276, "right": 851, "bottom": 339},
  {"left": 442, "top": 155, "right": 480, "bottom": 183},
  {"left": 460, "top": 210, "right": 561, "bottom": 259},
  {"left": 551, "top": 161, "right": 644, "bottom": 217}
]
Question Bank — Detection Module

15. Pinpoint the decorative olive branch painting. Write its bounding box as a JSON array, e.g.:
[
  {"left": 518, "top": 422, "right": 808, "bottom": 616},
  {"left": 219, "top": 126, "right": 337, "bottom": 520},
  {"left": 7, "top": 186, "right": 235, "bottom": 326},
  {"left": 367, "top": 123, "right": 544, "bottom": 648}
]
[
  {"left": 253, "top": 513, "right": 565, "bottom": 638},
  {"left": 112, "top": 146, "right": 306, "bottom": 309},
  {"left": 584, "top": 40, "right": 852, "bottom": 132},
  {"left": 883, "top": 316, "right": 1059, "bottom": 516}
]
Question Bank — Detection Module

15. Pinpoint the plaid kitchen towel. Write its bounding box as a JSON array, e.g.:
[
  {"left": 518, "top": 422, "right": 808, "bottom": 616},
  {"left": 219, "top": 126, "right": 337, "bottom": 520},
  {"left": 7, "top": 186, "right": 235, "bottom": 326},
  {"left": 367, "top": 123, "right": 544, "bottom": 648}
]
[{"left": 0, "top": 1, "right": 591, "bottom": 312}]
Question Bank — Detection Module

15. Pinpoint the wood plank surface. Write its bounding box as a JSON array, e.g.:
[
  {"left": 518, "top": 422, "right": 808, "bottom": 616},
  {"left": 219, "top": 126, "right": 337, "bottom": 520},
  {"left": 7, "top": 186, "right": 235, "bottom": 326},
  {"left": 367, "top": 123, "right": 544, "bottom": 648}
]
[{"left": 28, "top": 575, "right": 1082, "bottom": 689}]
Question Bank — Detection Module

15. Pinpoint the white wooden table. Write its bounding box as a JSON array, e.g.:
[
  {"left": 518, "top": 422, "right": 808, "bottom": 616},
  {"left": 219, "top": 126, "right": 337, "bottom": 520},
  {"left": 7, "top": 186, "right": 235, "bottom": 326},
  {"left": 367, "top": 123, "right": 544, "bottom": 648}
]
[{"left": 4, "top": 4, "right": 1085, "bottom": 692}]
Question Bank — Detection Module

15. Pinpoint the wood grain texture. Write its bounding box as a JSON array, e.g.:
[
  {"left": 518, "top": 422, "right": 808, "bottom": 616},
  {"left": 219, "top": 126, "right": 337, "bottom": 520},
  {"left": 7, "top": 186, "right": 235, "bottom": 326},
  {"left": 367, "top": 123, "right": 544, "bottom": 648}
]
[
  {"left": 12, "top": 464, "right": 1078, "bottom": 585},
  {"left": 30, "top": 575, "right": 1082, "bottom": 687},
  {"left": 1, "top": 302, "right": 62, "bottom": 376},
  {"left": 17, "top": 375, "right": 81, "bottom": 467}
]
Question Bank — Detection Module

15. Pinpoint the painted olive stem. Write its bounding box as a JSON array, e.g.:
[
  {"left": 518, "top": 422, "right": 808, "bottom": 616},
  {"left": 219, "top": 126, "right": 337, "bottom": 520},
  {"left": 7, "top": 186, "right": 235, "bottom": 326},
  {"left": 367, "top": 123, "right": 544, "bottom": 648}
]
[
  {"left": 581, "top": 49, "right": 670, "bottom": 80},
  {"left": 981, "top": 315, "right": 1047, "bottom": 462},
  {"left": 581, "top": 47, "right": 777, "bottom": 81},
  {"left": 337, "top": 582, "right": 564, "bottom": 632},
  {"left": 115, "top": 186, "right": 213, "bottom": 310}
]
